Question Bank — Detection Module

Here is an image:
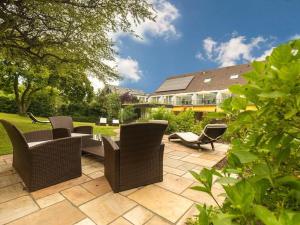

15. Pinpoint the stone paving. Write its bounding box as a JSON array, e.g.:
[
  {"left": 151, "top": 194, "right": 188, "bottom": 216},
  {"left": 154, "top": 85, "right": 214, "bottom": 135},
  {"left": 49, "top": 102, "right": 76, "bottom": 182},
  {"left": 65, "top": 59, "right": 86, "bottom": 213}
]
[{"left": 0, "top": 136, "right": 228, "bottom": 225}]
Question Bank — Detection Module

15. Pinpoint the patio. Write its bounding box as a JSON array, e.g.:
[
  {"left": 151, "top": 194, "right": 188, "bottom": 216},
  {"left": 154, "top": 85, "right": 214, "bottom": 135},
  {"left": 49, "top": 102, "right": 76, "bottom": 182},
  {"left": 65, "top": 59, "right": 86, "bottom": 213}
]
[{"left": 0, "top": 136, "right": 228, "bottom": 225}]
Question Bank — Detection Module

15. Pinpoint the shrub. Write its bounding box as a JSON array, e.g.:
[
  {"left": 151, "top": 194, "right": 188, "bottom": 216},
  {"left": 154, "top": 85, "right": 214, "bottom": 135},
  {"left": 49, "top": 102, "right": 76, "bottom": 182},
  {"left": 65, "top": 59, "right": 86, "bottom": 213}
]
[
  {"left": 150, "top": 107, "right": 177, "bottom": 133},
  {"left": 0, "top": 95, "right": 17, "bottom": 113},
  {"left": 28, "top": 89, "right": 58, "bottom": 117},
  {"left": 120, "top": 106, "right": 137, "bottom": 123},
  {"left": 104, "top": 93, "right": 121, "bottom": 121},
  {"left": 188, "top": 40, "right": 300, "bottom": 224}
]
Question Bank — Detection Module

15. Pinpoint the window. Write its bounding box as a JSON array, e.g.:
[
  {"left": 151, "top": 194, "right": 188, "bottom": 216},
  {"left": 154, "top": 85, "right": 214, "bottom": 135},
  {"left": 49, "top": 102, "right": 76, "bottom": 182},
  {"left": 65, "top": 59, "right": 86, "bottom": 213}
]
[
  {"left": 204, "top": 78, "right": 211, "bottom": 83},
  {"left": 230, "top": 74, "right": 239, "bottom": 79}
]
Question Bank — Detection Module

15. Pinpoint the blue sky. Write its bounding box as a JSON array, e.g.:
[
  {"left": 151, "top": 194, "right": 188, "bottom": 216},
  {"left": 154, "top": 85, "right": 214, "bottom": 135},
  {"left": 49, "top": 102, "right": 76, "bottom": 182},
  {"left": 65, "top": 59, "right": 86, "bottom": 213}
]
[{"left": 93, "top": 0, "right": 300, "bottom": 93}]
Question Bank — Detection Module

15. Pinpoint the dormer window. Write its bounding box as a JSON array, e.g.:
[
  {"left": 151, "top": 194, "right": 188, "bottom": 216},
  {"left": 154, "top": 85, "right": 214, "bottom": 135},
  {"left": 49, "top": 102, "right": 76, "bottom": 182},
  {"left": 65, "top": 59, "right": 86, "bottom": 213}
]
[
  {"left": 204, "top": 78, "right": 211, "bottom": 83},
  {"left": 230, "top": 74, "right": 239, "bottom": 79}
]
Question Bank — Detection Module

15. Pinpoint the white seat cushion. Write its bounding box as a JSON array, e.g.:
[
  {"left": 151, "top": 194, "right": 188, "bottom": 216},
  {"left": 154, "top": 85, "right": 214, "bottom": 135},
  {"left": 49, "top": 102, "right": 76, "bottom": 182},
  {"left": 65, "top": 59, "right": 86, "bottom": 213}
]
[
  {"left": 28, "top": 140, "right": 50, "bottom": 147},
  {"left": 176, "top": 132, "right": 199, "bottom": 142},
  {"left": 71, "top": 133, "right": 91, "bottom": 137}
]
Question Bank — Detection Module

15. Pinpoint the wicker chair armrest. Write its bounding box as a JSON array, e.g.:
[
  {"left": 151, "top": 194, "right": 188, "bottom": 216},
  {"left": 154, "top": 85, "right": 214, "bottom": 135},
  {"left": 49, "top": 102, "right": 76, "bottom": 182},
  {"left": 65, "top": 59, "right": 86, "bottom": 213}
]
[
  {"left": 52, "top": 128, "right": 71, "bottom": 139},
  {"left": 24, "top": 129, "right": 53, "bottom": 142},
  {"left": 29, "top": 136, "right": 81, "bottom": 156},
  {"left": 74, "top": 126, "right": 93, "bottom": 134},
  {"left": 102, "top": 136, "right": 120, "bottom": 192}
]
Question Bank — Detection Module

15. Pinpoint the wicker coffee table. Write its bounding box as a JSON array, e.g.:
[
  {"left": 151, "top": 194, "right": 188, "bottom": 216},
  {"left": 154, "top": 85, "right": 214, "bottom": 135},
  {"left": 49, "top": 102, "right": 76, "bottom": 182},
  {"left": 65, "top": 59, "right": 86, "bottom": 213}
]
[{"left": 81, "top": 136, "right": 104, "bottom": 158}]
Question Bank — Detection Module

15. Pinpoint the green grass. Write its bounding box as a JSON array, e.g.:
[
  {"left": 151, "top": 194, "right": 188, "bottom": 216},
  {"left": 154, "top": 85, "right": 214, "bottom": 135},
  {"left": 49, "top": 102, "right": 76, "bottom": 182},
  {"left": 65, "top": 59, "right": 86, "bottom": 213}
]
[{"left": 0, "top": 113, "right": 117, "bottom": 155}]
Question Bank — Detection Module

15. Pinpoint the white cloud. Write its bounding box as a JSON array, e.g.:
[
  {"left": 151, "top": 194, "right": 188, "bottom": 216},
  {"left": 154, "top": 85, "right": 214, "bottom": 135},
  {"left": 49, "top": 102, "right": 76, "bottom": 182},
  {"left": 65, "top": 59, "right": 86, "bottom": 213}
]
[
  {"left": 195, "top": 53, "right": 204, "bottom": 60},
  {"left": 290, "top": 34, "right": 300, "bottom": 40},
  {"left": 256, "top": 47, "right": 274, "bottom": 61},
  {"left": 116, "top": 57, "right": 142, "bottom": 82},
  {"left": 197, "top": 35, "right": 267, "bottom": 67},
  {"left": 203, "top": 37, "right": 217, "bottom": 59},
  {"left": 89, "top": 57, "right": 142, "bottom": 91},
  {"left": 111, "top": 0, "right": 180, "bottom": 42}
]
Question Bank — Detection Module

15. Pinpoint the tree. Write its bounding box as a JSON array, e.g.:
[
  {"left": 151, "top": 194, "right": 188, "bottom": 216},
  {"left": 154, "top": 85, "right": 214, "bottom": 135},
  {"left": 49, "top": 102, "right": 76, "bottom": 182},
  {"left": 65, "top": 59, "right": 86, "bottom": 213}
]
[
  {"left": 104, "top": 93, "right": 121, "bottom": 121},
  {"left": 0, "top": 58, "right": 93, "bottom": 114},
  {"left": 0, "top": 0, "right": 153, "bottom": 80},
  {"left": 0, "top": 0, "right": 154, "bottom": 114}
]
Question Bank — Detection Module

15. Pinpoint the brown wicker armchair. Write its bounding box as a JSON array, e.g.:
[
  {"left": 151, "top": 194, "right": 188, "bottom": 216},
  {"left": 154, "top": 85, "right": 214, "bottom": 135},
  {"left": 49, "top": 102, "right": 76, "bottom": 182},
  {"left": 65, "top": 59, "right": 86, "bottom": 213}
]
[
  {"left": 49, "top": 116, "right": 93, "bottom": 150},
  {"left": 0, "top": 119, "right": 82, "bottom": 192},
  {"left": 102, "top": 122, "right": 168, "bottom": 192},
  {"left": 49, "top": 116, "right": 93, "bottom": 135}
]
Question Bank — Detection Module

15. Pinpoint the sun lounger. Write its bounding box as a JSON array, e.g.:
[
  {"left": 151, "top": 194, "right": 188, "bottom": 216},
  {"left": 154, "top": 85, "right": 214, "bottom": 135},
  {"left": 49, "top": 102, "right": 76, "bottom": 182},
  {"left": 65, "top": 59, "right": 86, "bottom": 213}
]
[
  {"left": 27, "top": 112, "right": 50, "bottom": 124},
  {"left": 168, "top": 124, "right": 227, "bottom": 150}
]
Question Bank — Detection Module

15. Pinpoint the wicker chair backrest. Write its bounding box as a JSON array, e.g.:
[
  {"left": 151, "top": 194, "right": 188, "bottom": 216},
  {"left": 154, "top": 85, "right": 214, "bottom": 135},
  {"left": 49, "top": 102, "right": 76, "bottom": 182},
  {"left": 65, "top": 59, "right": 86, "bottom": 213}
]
[
  {"left": 49, "top": 116, "right": 74, "bottom": 132},
  {"left": 0, "top": 119, "right": 29, "bottom": 150},
  {"left": 119, "top": 122, "right": 167, "bottom": 186},
  {"left": 199, "top": 124, "right": 227, "bottom": 143}
]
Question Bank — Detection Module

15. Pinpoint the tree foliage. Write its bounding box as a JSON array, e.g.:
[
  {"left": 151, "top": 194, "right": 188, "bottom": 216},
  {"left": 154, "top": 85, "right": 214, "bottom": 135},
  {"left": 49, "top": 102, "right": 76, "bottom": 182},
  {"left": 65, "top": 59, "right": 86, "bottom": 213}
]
[
  {"left": 188, "top": 40, "right": 300, "bottom": 225},
  {"left": 0, "top": 0, "right": 153, "bottom": 80},
  {"left": 0, "top": 0, "right": 154, "bottom": 114}
]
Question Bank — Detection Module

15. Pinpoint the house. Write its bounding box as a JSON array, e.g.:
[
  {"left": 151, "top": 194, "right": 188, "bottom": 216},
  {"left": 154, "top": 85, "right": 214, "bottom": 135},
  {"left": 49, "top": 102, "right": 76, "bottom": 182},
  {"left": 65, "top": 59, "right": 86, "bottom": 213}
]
[
  {"left": 104, "top": 85, "right": 149, "bottom": 102},
  {"left": 147, "top": 63, "right": 254, "bottom": 118}
]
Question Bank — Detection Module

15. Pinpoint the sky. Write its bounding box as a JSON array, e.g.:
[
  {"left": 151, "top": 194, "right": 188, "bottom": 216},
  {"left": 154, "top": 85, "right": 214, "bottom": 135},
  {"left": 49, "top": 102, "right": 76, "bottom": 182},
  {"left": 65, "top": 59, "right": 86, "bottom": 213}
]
[{"left": 90, "top": 0, "right": 300, "bottom": 93}]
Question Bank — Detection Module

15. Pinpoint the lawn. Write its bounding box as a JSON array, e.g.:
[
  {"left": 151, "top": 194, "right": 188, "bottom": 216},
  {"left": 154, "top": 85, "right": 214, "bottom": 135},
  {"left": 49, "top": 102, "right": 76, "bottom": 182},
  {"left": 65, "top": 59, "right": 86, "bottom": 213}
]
[{"left": 0, "top": 113, "right": 117, "bottom": 155}]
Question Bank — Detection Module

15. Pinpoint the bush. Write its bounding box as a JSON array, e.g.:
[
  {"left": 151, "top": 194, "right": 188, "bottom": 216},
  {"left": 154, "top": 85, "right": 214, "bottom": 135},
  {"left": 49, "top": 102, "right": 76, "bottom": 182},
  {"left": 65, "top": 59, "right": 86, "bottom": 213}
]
[
  {"left": 150, "top": 107, "right": 177, "bottom": 133},
  {"left": 28, "top": 89, "right": 58, "bottom": 117},
  {"left": 188, "top": 40, "right": 300, "bottom": 224},
  {"left": 0, "top": 95, "right": 17, "bottom": 113},
  {"left": 120, "top": 106, "right": 137, "bottom": 123},
  {"left": 149, "top": 107, "right": 209, "bottom": 134}
]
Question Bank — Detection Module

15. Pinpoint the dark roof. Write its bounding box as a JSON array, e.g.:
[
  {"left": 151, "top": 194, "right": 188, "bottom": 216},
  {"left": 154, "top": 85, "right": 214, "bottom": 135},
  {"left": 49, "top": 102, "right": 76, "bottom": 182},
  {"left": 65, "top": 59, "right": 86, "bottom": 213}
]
[
  {"left": 151, "top": 64, "right": 252, "bottom": 96},
  {"left": 107, "top": 85, "right": 146, "bottom": 96}
]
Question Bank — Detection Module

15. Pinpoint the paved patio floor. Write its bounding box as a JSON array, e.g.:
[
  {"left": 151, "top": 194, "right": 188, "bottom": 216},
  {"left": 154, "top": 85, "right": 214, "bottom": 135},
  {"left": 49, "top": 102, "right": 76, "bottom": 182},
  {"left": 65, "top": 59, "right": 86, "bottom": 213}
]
[{"left": 0, "top": 136, "right": 228, "bottom": 225}]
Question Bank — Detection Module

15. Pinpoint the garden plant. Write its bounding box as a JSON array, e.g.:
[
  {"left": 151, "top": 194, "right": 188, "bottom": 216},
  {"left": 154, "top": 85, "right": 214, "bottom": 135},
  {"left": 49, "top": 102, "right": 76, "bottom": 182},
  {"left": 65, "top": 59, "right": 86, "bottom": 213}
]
[{"left": 188, "top": 40, "right": 300, "bottom": 224}]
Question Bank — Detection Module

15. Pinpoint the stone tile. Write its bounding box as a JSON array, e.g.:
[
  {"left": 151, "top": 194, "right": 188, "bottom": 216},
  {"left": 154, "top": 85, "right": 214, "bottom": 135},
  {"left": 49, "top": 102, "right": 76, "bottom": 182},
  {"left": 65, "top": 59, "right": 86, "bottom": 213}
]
[
  {"left": 156, "top": 174, "right": 193, "bottom": 194},
  {"left": 81, "top": 176, "right": 111, "bottom": 196},
  {"left": 74, "top": 218, "right": 96, "bottom": 225},
  {"left": 176, "top": 205, "right": 198, "bottom": 225},
  {"left": 0, "top": 183, "right": 27, "bottom": 204},
  {"left": 128, "top": 185, "right": 193, "bottom": 223},
  {"left": 164, "top": 158, "right": 184, "bottom": 168},
  {"left": 200, "top": 154, "right": 225, "bottom": 161},
  {"left": 120, "top": 188, "right": 139, "bottom": 196},
  {"left": 167, "top": 155, "right": 183, "bottom": 160},
  {"left": 110, "top": 217, "right": 133, "bottom": 225},
  {"left": 0, "top": 196, "right": 39, "bottom": 224},
  {"left": 79, "top": 192, "right": 137, "bottom": 225},
  {"left": 0, "top": 164, "right": 15, "bottom": 176},
  {"left": 87, "top": 170, "right": 104, "bottom": 179},
  {"left": 181, "top": 156, "right": 216, "bottom": 168},
  {"left": 36, "top": 193, "right": 65, "bottom": 208},
  {"left": 0, "top": 173, "right": 21, "bottom": 188},
  {"left": 144, "top": 216, "right": 172, "bottom": 225},
  {"left": 61, "top": 186, "right": 95, "bottom": 206},
  {"left": 7, "top": 200, "right": 85, "bottom": 225},
  {"left": 181, "top": 187, "right": 225, "bottom": 206},
  {"left": 176, "top": 162, "right": 198, "bottom": 171},
  {"left": 123, "top": 206, "right": 153, "bottom": 225},
  {"left": 31, "top": 175, "right": 91, "bottom": 199},
  {"left": 82, "top": 162, "right": 104, "bottom": 175},
  {"left": 163, "top": 166, "right": 185, "bottom": 176},
  {"left": 81, "top": 157, "right": 94, "bottom": 166},
  {"left": 168, "top": 151, "right": 189, "bottom": 158}
]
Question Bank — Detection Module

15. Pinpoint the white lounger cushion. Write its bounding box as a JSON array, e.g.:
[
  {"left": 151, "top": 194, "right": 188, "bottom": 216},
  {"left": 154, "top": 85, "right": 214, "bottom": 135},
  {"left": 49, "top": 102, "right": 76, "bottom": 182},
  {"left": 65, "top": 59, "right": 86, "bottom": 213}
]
[
  {"left": 112, "top": 119, "right": 119, "bottom": 124},
  {"left": 100, "top": 118, "right": 107, "bottom": 124},
  {"left": 175, "top": 132, "right": 199, "bottom": 142}
]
